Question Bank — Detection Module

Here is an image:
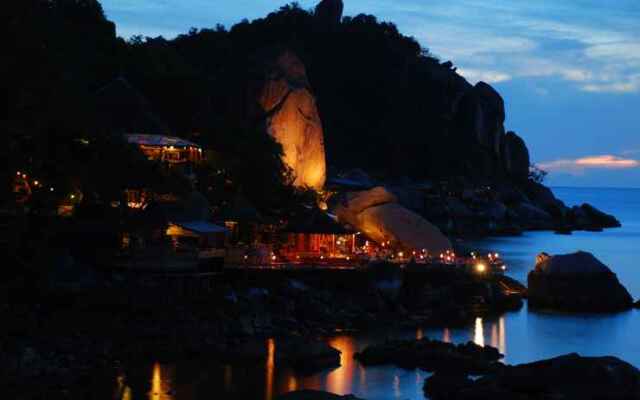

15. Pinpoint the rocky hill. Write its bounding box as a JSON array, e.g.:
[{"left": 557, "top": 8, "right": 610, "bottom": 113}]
[{"left": 3, "top": 0, "right": 620, "bottom": 233}]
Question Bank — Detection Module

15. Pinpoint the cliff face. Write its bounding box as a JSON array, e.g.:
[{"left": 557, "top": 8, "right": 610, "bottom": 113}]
[
  {"left": 450, "top": 78, "right": 528, "bottom": 182},
  {"left": 250, "top": 50, "right": 327, "bottom": 191}
]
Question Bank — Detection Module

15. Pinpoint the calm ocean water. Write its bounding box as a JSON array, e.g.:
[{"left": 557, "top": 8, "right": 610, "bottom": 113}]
[{"left": 116, "top": 187, "right": 640, "bottom": 400}]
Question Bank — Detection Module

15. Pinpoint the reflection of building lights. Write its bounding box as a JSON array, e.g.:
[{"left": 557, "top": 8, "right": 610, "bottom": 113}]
[
  {"left": 150, "top": 362, "right": 162, "bottom": 400},
  {"left": 476, "top": 263, "right": 486, "bottom": 273},
  {"left": 474, "top": 317, "right": 485, "bottom": 347},
  {"left": 265, "top": 339, "right": 275, "bottom": 400}
]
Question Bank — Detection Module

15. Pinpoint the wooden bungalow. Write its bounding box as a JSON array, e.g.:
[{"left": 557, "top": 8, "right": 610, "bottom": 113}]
[
  {"left": 280, "top": 209, "right": 357, "bottom": 263},
  {"left": 116, "top": 192, "right": 228, "bottom": 272},
  {"left": 125, "top": 134, "right": 203, "bottom": 167}
]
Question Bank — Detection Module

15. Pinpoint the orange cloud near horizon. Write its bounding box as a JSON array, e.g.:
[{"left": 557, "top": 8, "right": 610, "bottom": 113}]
[{"left": 539, "top": 154, "right": 640, "bottom": 174}]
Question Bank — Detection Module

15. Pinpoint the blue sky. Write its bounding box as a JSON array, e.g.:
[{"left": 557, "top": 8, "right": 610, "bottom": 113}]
[{"left": 101, "top": 0, "right": 640, "bottom": 187}]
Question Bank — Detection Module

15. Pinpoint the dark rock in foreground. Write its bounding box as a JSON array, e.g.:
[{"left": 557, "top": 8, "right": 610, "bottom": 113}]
[
  {"left": 425, "top": 353, "right": 640, "bottom": 400},
  {"left": 279, "top": 337, "right": 342, "bottom": 373},
  {"left": 277, "top": 391, "right": 363, "bottom": 400},
  {"left": 354, "top": 338, "right": 503, "bottom": 374},
  {"left": 528, "top": 251, "right": 633, "bottom": 312}
]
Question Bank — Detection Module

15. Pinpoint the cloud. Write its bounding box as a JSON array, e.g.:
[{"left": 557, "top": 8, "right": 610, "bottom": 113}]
[
  {"left": 581, "top": 74, "right": 640, "bottom": 93},
  {"left": 382, "top": 1, "right": 640, "bottom": 94},
  {"left": 101, "top": 0, "right": 640, "bottom": 93},
  {"left": 539, "top": 155, "right": 640, "bottom": 175},
  {"left": 456, "top": 68, "right": 512, "bottom": 84}
]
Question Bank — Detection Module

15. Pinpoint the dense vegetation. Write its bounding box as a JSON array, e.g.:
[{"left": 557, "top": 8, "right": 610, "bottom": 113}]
[{"left": 3, "top": 0, "right": 512, "bottom": 211}]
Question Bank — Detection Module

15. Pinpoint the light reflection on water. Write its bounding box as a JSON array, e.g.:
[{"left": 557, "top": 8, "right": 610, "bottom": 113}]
[
  {"left": 115, "top": 319, "right": 509, "bottom": 400},
  {"left": 473, "top": 317, "right": 485, "bottom": 347},
  {"left": 113, "top": 307, "right": 640, "bottom": 400},
  {"left": 110, "top": 188, "right": 640, "bottom": 400}
]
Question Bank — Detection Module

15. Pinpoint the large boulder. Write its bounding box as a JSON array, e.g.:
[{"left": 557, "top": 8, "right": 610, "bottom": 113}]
[
  {"left": 524, "top": 181, "right": 568, "bottom": 218},
  {"left": 425, "top": 353, "right": 640, "bottom": 400},
  {"left": 528, "top": 251, "right": 633, "bottom": 312},
  {"left": 333, "top": 187, "right": 452, "bottom": 253},
  {"left": 569, "top": 203, "right": 621, "bottom": 229},
  {"left": 457, "top": 81, "right": 505, "bottom": 156},
  {"left": 253, "top": 49, "right": 327, "bottom": 190},
  {"left": 314, "top": 0, "right": 344, "bottom": 27},
  {"left": 513, "top": 202, "right": 554, "bottom": 229},
  {"left": 333, "top": 186, "right": 398, "bottom": 218},
  {"left": 358, "top": 203, "right": 452, "bottom": 253},
  {"left": 501, "top": 131, "right": 530, "bottom": 181}
]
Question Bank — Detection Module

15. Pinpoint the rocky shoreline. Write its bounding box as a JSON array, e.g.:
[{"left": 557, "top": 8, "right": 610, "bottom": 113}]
[{"left": 2, "top": 263, "right": 524, "bottom": 398}]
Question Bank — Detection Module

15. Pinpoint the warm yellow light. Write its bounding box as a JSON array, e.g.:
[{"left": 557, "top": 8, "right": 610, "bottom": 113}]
[
  {"left": 244, "top": 255, "right": 248, "bottom": 260},
  {"left": 271, "top": 255, "right": 276, "bottom": 261},
  {"left": 346, "top": 256, "right": 350, "bottom": 261},
  {"left": 22, "top": 174, "right": 27, "bottom": 179},
  {"left": 476, "top": 263, "right": 486, "bottom": 273},
  {"left": 34, "top": 180, "right": 39, "bottom": 186},
  {"left": 398, "top": 252, "right": 404, "bottom": 258},
  {"left": 320, "top": 255, "right": 324, "bottom": 260},
  {"left": 70, "top": 194, "right": 75, "bottom": 199}
]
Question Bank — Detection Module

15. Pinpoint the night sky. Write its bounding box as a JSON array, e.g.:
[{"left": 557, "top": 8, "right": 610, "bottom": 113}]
[{"left": 101, "top": 0, "right": 640, "bottom": 188}]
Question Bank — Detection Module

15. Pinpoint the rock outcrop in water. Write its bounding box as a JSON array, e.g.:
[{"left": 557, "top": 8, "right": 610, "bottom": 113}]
[
  {"left": 252, "top": 49, "right": 327, "bottom": 190},
  {"left": 277, "top": 391, "right": 363, "bottom": 400},
  {"left": 425, "top": 353, "right": 640, "bottom": 400},
  {"left": 355, "top": 338, "right": 504, "bottom": 374},
  {"left": 528, "top": 251, "right": 633, "bottom": 312}
]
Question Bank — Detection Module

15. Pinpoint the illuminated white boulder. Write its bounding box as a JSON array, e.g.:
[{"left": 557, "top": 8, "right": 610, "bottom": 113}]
[
  {"left": 357, "top": 203, "right": 452, "bottom": 254},
  {"left": 333, "top": 186, "right": 452, "bottom": 253}
]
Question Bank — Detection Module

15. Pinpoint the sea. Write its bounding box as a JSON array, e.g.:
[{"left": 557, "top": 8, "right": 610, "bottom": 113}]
[{"left": 113, "top": 187, "right": 640, "bottom": 400}]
